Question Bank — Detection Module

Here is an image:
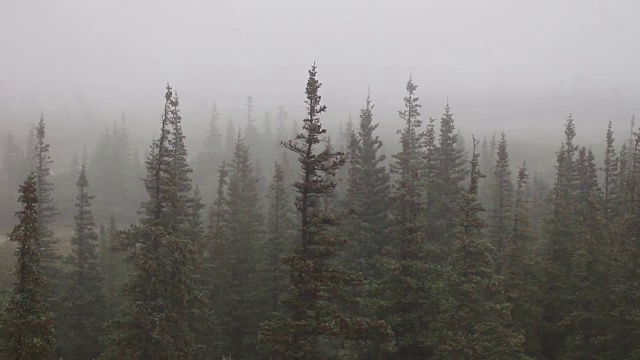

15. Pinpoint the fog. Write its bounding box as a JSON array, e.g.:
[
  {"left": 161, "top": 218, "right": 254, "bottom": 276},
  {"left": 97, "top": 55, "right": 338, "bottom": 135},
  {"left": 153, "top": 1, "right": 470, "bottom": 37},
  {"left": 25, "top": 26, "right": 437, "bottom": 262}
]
[{"left": 2, "top": 0, "right": 640, "bottom": 158}]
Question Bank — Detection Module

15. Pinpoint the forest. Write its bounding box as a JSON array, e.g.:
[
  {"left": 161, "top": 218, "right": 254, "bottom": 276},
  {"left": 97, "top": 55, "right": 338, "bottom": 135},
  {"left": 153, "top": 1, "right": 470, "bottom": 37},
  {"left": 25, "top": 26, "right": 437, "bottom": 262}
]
[{"left": 0, "top": 61, "right": 638, "bottom": 360}]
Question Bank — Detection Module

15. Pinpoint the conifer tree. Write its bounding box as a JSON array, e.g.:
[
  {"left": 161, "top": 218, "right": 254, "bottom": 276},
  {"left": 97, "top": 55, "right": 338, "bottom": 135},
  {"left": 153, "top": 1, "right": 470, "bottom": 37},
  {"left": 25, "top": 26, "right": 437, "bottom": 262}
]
[
  {"left": 224, "top": 119, "right": 235, "bottom": 158},
  {"left": 346, "top": 92, "right": 390, "bottom": 265},
  {"left": 502, "top": 162, "right": 544, "bottom": 357},
  {"left": 199, "top": 163, "right": 231, "bottom": 359},
  {"left": 1, "top": 173, "right": 57, "bottom": 359},
  {"left": 601, "top": 121, "right": 620, "bottom": 228},
  {"left": 489, "top": 131, "right": 514, "bottom": 267},
  {"left": 99, "top": 213, "right": 125, "bottom": 314},
  {"left": 59, "top": 164, "right": 106, "bottom": 360},
  {"left": 374, "top": 76, "right": 439, "bottom": 359},
  {"left": 347, "top": 94, "right": 390, "bottom": 277},
  {"left": 542, "top": 114, "right": 580, "bottom": 359},
  {"left": 34, "top": 115, "right": 60, "bottom": 287},
  {"left": 432, "top": 103, "right": 466, "bottom": 247},
  {"left": 434, "top": 137, "right": 524, "bottom": 359},
  {"left": 219, "top": 130, "right": 264, "bottom": 357},
  {"left": 260, "top": 63, "right": 391, "bottom": 359},
  {"left": 195, "top": 103, "right": 222, "bottom": 201},
  {"left": 103, "top": 84, "right": 198, "bottom": 359},
  {"left": 258, "top": 162, "right": 294, "bottom": 313}
]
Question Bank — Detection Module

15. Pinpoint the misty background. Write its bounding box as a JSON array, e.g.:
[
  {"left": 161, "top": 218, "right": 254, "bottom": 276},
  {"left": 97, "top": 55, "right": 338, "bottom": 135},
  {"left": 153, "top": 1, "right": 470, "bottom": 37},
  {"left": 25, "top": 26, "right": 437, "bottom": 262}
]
[{"left": 2, "top": 0, "right": 639, "bottom": 170}]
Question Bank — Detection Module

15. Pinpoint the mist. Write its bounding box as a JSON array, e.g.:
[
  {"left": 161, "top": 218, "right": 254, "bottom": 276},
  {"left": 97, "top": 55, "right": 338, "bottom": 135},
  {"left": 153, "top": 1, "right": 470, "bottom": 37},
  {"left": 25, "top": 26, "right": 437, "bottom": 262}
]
[
  {"left": 3, "top": 0, "right": 639, "bottom": 146},
  {"left": 2, "top": 1, "right": 640, "bottom": 359}
]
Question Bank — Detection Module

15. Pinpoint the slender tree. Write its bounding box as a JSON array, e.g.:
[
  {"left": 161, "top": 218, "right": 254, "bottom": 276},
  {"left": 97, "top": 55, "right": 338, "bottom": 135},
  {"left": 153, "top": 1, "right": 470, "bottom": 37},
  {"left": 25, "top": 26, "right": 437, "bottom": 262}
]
[
  {"left": 347, "top": 92, "right": 390, "bottom": 266},
  {"left": 489, "top": 131, "right": 514, "bottom": 267},
  {"left": 34, "top": 115, "right": 60, "bottom": 295},
  {"left": 1, "top": 173, "right": 57, "bottom": 359},
  {"left": 434, "top": 137, "right": 524, "bottom": 359},
  {"left": 432, "top": 103, "right": 466, "bottom": 247},
  {"left": 59, "top": 164, "right": 106, "bottom": 359},
  {"left": 103, "top": 84, "right": 198, "bottom": 359},
  {"left": 260, "top": 63, "right": 391, "bottom": 359}
]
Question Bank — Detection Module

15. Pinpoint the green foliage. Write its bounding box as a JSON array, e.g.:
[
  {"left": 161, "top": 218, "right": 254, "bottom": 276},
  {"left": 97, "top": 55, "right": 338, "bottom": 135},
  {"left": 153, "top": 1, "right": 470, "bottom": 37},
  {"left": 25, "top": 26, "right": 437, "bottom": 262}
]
[
  {"left": 102, "top": 84, "right": 199, "bottom": 360},
  {"left": 59, "top": 164, "right": 107, "bottom": 359},
  {"left": 489, "top": 132, "right": 514, "bottom": 265},
  {"left": 1, "top": 173, "right": 57, "bottom": 360},
  {"left": 434, "top": 137, "right": 525, "bottom": 359},
  {"left": 260, "top": 63, "right": 392, "bottom": 359}
]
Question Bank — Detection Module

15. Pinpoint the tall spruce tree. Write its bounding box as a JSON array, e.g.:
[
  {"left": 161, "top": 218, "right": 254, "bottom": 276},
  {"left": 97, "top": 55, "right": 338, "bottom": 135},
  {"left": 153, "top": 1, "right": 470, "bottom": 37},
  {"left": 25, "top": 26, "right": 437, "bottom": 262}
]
[
  {"left": 1, "top": 173, "right": 57, "bottom": 359},
  {"left": 542, "top": 114, "right": 580, "bottom": 359},
  {"left": 260, "top": 63, "right": 391, "bottom": 359},
  {"left": 224, "top": 119, "right": 235, "bottom": 158},
  {"left": 257, "top": 162, "right": 294, "bottom": 313},
  {"left": 99, "top": 213, "right": 125, "bottom": 315},
  {"left": 374, "top": 76, "right": 440, "bottom": 359},
  {"left": 434, "top": 137, "right": 524, "bottom": 359},
  {"left": 59, "top": 164, "right": 106, "bottom": 360},
  {"left": 489, "top": 131, "right": 514, "bottom": 267},
  {"left": 220, "top": 130, "right": 264, "bottom": 357},
  {"left": 562, "top": 147, "right": 614, "bottom": 358},
  {"left": 432, "top": 103, "right": 466, "bottom": 247},
  {"left": 502, "top": 162, "right": 544, "bottom": 357},
  {"left": 195, "top": 103, "right": 222, "bottom": 202},
  {"left": 34, "top": 115, "right": 60, "bottom": 294},
  {"left": 346, "top": 92, "right": 390, "bottom": 268},
  {"left": 103, "top": 84, "right": 198, "bottom": 359}
]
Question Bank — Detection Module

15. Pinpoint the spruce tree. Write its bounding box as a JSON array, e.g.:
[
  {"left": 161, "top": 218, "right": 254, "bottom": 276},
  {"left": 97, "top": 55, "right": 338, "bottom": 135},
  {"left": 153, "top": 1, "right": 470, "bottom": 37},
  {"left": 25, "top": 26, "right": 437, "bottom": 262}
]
[
  {"left": 502, "top": 162, "right": 544, "bottom": 357},
  {"left": 542, "top": 114, "right": 580, "bottom": 359},
  {"left": 59, "top": 164, "right": 106, "bottom": 360},
  {"left": 1, "top": 173, "right": 57, "bottom": 360},
  {"left": 434, "top": 137, "right": 524, "bottom": 359},
  {"left": 99, "top": 213, "right": 125, "bottom": 315},
  {"left": 432, "top": 103, "right": 466, "bottom": 247},
  {"left": 489, "top": 131, "right": 514, "bottom": 267},
  {"left": 346, "top": 92, "right": 390, "bottom": 268},
  {"left": 601, "top": 121, "right": 620, "bottom": 233},
  {"left": 562, "top": 147, "right": 614, "bottom": 358},
  {"left": 260, "top": 63, "right": 391, "bottom": 359},
  {"left": 34, "top": 115, "right": 60, "bottom": 292},
  {"left": 220, "top": 130, "right": 264, "bottom": 357},
  {"left": 103, "top": 84, "right": 198, "bottom": 359},
  {"left": 374, "top": 76, "right": 437, "bottom": 359},
  {"left": 224, "top": 119, "right": 235, "bottom": 158},
  {"left": 195, "top": 103, "right": 222, "bottom": 202},
  {"left": 258, "top": 162, "right": 294, "bottom": 313}
]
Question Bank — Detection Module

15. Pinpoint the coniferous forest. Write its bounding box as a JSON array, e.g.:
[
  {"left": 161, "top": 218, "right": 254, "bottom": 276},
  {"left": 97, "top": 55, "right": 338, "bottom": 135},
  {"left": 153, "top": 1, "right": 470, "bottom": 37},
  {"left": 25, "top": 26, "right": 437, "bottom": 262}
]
[{"left": 1, "top": 61, "right": 640, "bottom": 360}]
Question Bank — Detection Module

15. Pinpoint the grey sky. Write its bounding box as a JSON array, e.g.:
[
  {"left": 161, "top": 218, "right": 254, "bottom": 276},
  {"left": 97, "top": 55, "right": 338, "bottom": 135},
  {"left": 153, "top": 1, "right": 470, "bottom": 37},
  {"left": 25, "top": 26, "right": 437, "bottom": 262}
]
[{"left": 2, "top": 0, "right": 639, "bottom": 146}]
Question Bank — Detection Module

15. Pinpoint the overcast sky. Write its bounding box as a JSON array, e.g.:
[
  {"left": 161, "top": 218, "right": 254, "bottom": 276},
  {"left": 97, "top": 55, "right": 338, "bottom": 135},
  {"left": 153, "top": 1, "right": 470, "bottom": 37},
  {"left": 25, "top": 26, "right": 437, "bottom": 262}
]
[{"left": 2, "top": 0, "right": 639, "bottom": 146}]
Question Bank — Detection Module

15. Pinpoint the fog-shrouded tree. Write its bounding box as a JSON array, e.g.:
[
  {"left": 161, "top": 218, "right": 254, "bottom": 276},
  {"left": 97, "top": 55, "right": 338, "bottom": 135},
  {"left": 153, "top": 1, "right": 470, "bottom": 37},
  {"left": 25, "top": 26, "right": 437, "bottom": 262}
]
[
  {"left": 431, "top": 103, "right": 466, "bottom": 248},
  {"left": 345, "top": 92, "right": 390, "bottom": 273},
  {"left": 99, "top": 213, "right": 126, "bottom": 315},
  {"left": 542, "top": 114, "right": 580, "bottom": 359},
  {"left": 256, "top": 162, "right": 294, "bottom": 314},
  {"left": 224, "top": 119, "right": 235, "bottom": 158},
  {"left": 102, "top": 84, "right": 199, "bottom": 359},
  {"left": 502, "top": 162, "right": 544, "bottom": 357},
  {"left": 434, "top": 137, "right": 525, "bottom": 359},
  {"left": 34, "top": 115, "right": 60, "bottom": 295},
  {"left": 488, "top": 131, "right": 514, "bottom": 268},
  {"left": 195, "top": 103, "right": 222, "bottom": 203},
  {"left": 1, "top": 173, "right": 57, "bottom": 360},
  {"left": 59, "top": 164, "right": 106, "bottom": 360},
  {"left": 374, "top": 76, "right": 443, "bottom": 359},
  {"left": 260, "top": 63, "right": 391, "bottom": 359},
  {"left": 219, "top": 130, "right": 264, "bottom": 357}
]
